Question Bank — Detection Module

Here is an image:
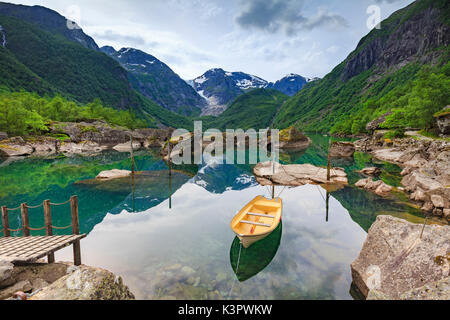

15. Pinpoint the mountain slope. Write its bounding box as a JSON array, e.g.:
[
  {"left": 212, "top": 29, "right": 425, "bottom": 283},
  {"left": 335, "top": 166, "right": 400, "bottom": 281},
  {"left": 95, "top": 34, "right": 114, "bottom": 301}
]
[
  {"left": 203, "top": 89, "right": 288, "bottom": 130},
  {"left": 191, "top": 68, "right": 268, "bottom": 116},
  {"left": 101, "top": 46, "right": 206, "bottom": 116},
  {"left": 266, "top": 74, "right": 309, "bottom": 96},
  {"left": 274, "top": 0, "right": 450, "bottom": 134},
  {"left": 0, "top": 13, "right": 193, "bottom": 129},
  {"left": 0, "top": 2, "right": 99, "bottom": 50}
]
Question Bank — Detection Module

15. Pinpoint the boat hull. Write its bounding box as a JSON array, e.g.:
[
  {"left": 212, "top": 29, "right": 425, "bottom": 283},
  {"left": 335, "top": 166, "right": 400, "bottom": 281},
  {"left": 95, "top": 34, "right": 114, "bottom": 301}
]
[{"left": 230, "top": 196, "right": 282, "bottom": 249}]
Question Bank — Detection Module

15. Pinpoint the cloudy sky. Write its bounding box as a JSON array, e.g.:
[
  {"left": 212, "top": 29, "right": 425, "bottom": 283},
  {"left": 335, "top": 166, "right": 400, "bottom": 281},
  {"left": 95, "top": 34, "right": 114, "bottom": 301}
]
[{"left": 9, "top": 0, "right": 414, "bottom": 81}]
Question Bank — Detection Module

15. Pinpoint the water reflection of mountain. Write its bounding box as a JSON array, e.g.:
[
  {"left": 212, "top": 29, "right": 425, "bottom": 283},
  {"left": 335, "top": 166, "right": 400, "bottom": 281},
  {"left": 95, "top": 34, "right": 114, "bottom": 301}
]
[{"left": 193, "top": 160, "right": 257, "bottom": 194}]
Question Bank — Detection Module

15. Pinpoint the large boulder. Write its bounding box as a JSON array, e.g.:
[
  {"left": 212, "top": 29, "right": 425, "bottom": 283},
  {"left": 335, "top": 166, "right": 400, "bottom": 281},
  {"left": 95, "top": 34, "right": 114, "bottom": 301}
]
[
  {"left": 253, "top": 162, "right": 348, "bottom": 186},
  {"left": 434, "top": 106, "right": 450, "bottom": 135},
  {"left": 30, "top": 265, "right": 135, "bottom": 300},
  {"left": 0, "top": 132, "right": 8, "bottom": 141},
  {"left": 0, "top": 260, "right": 14, "bottom": 289},
  {"left": 351, "top": 215, "right": 450, "bottom": 299},
  {"left": 355, "top": 178, "right": 393, "bottom": 197},
  {"left": 365, "top": 112, "right": 393, "bottom": 132},
  {"left": 368, "top": 277, "right": 450, "bottom": 300},
  {"left": 278, "top": 127, "right": 311, "bottom": 150},
  {"left": 0, "top": 137, "right": 34, "bottom": 157},
  {"left": 329, "top": 141, "right": 356, "bottom": 158}
]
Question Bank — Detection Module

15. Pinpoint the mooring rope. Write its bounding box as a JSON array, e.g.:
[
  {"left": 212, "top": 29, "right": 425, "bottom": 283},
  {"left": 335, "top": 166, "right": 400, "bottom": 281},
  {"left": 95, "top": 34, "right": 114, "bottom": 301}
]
[
  {"left": 6, "top": 206, "right": 21, "bottom": 211},
  {"left": 51, "top": 224, "right": 73, "bottom": 230},
  {"left": 27, "top": 203, "right": 44, "bottom": 209},
  {"left": 228, "top": 243, "right": 243, "bottom": 300},
  {"left": 50, "top": 199, "right": 71, "bottom": 206},
  {"left": 27, "top": 226, "right": 46, "bottom": 231}
]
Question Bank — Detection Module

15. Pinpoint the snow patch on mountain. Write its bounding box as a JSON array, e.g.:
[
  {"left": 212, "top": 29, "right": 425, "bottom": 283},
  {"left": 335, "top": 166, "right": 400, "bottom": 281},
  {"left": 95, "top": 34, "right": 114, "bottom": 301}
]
[{"left": 0, "top": 25, "right": 6, "bottom": 47}]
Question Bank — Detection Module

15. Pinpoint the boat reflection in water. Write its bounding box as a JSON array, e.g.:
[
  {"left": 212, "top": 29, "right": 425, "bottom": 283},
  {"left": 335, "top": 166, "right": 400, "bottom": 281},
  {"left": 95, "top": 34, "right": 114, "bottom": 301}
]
[{"left": 229, "top": 222, "right": 282, "bottom": 282}]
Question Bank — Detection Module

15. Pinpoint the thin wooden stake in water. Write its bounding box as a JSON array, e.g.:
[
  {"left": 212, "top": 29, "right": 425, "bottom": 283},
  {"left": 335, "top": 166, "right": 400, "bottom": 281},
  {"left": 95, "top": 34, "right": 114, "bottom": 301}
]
[
  {"left": 326, "top": 191, "right": 330, "bottom": 222},
  {"left": 43, "top": 200, "right": 55, "bottom": 263},
  {"left": 327, "top": 138, "right": 332, "bottom": 182},
  {"left": 130, "top": 136, "right": 135, "bottom": 175},
  {"left": 168, "top": 140, "right": 172, "bottom": 177},
  {"left": 1, "top": 206, "right": 9, "bottom": 237},
  {"left": 420, "top": 217, "right": 428, "bottom": 239},
  {"left": 20, "top": 203, "right": 30, "bottom": 237},
  {"left": 71, "top": 196, "right": 81, "bottom": 266}
]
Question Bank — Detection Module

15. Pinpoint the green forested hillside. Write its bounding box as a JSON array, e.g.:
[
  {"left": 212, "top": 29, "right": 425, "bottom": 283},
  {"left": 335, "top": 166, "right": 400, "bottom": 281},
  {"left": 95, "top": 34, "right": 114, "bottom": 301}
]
[
  {"left": 201, "top": 89, "right": 288, "bottom": 130},
  {"left": 0, "top": 14, "right": 193, "bottom": 130},
  {"left": 273, "top": 0, "right": 450, "bottom": 134},
  {"left": 0, "top": 15, "right": 138, "bottom": 109},
  {"left": 0, "top": 91, "right": 148, "bottom": 135}
]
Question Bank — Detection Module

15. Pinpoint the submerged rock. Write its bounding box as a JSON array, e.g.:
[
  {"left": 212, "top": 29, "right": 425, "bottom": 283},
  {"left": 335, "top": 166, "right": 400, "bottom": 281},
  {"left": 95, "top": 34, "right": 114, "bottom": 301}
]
[
  {"left": 351, "top": 215, "right": 450, "bottom": 299},
  {"left": 30, "top": 265, "right": 135, "bottom": 300},
  {"left": 253, "top": 162, "right": 348, "bottom": 186}
]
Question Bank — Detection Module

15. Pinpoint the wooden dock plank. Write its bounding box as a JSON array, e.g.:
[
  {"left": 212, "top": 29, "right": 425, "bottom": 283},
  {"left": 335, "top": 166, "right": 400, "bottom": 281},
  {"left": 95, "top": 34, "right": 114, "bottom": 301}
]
[{"left": 0, "top": 235, "right": 86, "bottom": 263}]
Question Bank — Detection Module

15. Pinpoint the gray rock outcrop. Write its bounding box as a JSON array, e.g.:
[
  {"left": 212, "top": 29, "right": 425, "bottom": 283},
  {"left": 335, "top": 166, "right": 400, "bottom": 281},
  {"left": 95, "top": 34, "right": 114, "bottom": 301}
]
[
  {"left": 351, "top": 215, "right": 450, "bottom": 299},
  {"left": 30, "top": 265, "right": 135, "bottom": 300},
  {"left": 253, "top": 162, "right": 348, "bottom": 186},
  {"left": 329, "top": 141, "right": 355, "bottom": 158}
]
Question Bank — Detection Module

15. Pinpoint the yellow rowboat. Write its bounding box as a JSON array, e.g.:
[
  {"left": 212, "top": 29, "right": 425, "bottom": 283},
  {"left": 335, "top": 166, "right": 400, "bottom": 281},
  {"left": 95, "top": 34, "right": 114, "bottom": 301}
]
[{"left": 230, "top": 196, "right": 282, "bottom": 248}]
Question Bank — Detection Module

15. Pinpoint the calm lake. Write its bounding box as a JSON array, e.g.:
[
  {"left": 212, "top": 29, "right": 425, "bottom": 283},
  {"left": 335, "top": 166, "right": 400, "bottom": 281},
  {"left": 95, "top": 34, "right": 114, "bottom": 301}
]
[{"left": 0, "top": 134, "right": 425, "bottom": 300}]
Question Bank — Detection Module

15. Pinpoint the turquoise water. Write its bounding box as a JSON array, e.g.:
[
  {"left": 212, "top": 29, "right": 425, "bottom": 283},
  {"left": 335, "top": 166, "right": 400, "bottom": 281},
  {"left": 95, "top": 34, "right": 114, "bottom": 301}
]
[{"left": 0, "top": 135, "right": 424, "bottom": 300}]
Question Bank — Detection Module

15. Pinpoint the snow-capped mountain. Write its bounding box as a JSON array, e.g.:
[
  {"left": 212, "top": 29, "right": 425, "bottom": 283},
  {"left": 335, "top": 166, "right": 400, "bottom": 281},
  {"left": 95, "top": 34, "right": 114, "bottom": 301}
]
[
  {"left": 190, "top": 69, "right": 317, "bottom": 115},
  {"left": 101, "top": 46, "right": 207, "bottom": 116},
  {"left": 190, "top": 68, "right": 268, "bottom": 116},
  {"left": 266, "top": 74, "right": 309, "bottom": 96}
]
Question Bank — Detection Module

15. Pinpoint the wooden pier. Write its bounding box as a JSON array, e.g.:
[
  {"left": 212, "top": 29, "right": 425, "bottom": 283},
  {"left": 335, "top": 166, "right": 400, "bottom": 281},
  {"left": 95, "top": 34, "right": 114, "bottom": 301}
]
[{"left": 0, "top": 196, "right": 86, "bottom": 265}]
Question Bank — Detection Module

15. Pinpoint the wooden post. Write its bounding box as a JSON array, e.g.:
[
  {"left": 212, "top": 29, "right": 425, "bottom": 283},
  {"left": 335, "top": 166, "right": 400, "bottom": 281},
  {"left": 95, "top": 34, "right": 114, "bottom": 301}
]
[
  {"left": 20, "top": 203, "right": 30, "bottom": 237},
  {"left": 272, "top": 185, "right": 275, "bottom": 199},
  {"left": 326, "top": 191, "right": 330, "bottom": 222},
  {"left": 327, "top": 138, "right": 332, "bottom": 182},
  {"left": 168, "top": 140, "right": 172, "bottom": 177},
  {"left": 130, "top": 136, "right": 135, "bottom": 175},
  {"left": 1, "top": 206, "right": 9, "bottom": 237},
  {"left": 70, "top": 196, "right": 81, "bottom": 266},
  {"left": 43, "top": 200, "right": 55, "bottom": 263}
]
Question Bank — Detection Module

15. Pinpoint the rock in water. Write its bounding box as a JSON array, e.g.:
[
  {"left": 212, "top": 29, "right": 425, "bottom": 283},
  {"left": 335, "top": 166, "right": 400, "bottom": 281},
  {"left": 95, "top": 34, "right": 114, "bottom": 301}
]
[
  {"left": 351, "top": 215, "right": 450, "bottom": 299},
  {"left": 355, "top": 178, "right": 393, "bottom": 197},
  {"left": 96, "top": 169, "right": 132, "bottom": 180},
  {"left": 358, "top": 167, "right": 382, "bottom": 177},
  {"left": 253, "top": 162, "right": 348, "bottom": 186},
  {"left": 30, "top": 265, "right": 135, "bottom": 300},
  {"left": 329, "top": 141, "right": 355, "bottom": 158},
  {"left": 278, "top": 127, "right": 311, "bottom": 150}
]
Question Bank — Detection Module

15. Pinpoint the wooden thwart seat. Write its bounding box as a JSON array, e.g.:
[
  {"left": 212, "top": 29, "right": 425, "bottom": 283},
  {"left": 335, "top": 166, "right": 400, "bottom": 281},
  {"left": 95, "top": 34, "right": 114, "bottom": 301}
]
[
  {"left": 247, "top": 212, "right": 275, "bottom": 218},
  {"left": 240, "top": 220, "right": 271, "bottom": 228}
]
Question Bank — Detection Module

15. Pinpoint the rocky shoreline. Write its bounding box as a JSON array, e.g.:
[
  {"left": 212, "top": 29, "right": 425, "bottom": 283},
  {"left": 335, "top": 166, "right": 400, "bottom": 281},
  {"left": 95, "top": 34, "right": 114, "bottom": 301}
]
[
  {"left": 354, "top": 133, "right": 450, "bottom": 222},
  {"left": 0, "top": 121, "right": 172, "bottom": 158},
  {"left": 351, "top": 215, "right": 449, "bottom": 300},
  {"left": 0, "top": 259, "right": 134, "bottom": 300}
]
